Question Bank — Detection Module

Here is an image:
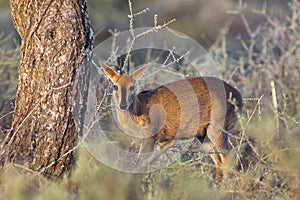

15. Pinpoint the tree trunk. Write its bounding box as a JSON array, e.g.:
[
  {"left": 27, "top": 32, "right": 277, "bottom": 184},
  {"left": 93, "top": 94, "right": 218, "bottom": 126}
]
[{"left": 0, "top": 0, "right": 93, "bottom": 179}]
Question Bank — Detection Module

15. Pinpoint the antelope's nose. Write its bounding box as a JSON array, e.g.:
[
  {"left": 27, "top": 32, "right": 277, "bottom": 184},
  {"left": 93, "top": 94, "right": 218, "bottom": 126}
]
[{"left": 119, "top": 103, "right": 127, "bottom": 111}]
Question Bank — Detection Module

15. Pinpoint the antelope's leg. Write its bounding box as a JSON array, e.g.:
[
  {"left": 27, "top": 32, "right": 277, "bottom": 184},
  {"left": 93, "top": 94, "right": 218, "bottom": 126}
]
[
  {"left": 206, "top": 124, "right": 229, "bottom": 184},
  {"left": 138, "top": 140, "right": 175, "bottom": 171},
  {"left": 209, "top": 150, "right": 224, "bottom": 185}
]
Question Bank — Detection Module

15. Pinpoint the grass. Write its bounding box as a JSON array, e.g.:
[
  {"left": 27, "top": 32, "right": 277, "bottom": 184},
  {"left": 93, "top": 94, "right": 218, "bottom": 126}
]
[{"left": 0, "top": 127, "right": 299, "bottom": 199}]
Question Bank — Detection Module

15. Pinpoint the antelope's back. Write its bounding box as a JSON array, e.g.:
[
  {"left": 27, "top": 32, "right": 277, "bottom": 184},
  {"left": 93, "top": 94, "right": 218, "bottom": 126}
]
[{"left": 137, "top": 77, "right": 242, "bottom": 140}]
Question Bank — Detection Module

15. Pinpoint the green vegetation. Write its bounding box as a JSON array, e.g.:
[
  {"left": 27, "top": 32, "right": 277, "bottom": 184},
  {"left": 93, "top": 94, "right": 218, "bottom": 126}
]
[{"left": 0, "top": 0, "right": 299, "bottom": 199}]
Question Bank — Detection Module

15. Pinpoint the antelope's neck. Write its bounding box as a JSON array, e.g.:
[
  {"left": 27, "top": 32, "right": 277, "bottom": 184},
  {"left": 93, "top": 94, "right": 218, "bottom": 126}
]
[{"left": 115, "top": 108, "right": 132, "bottom": 125}]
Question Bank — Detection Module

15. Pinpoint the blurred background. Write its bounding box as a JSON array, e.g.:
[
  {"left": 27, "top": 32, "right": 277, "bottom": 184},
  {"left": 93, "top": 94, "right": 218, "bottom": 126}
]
[
  {"left": 0, "top": 0, "right": 292, "bottom": 49},
  {"left": 89, "top": 0, "right": 289, "bottom": 46}
]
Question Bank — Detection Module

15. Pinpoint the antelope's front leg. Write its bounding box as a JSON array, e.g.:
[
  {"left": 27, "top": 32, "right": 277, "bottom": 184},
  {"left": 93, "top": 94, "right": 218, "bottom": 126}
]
[{"left": 137, "top": 140, "right": 175, "bottom": 171}]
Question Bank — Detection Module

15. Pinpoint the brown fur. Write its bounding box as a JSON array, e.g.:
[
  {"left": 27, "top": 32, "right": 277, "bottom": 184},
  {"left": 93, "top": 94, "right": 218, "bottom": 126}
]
[{"left": 100, "top": 61, "right": 243, "bottom": 183}]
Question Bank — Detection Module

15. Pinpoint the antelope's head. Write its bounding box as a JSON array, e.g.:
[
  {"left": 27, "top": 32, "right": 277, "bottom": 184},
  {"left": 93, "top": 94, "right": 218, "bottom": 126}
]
[{"left": 100, "top": 61, "right": 149, "bottom": 111}]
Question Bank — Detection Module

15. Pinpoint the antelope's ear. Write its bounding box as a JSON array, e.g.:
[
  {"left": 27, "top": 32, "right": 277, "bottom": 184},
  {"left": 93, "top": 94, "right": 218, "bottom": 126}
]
[
  {"left": 99, "top": 60, "right": 118, "bottom": 83},
  {"left": 131, "top": 62, "right": 151, "bottom": 81}
]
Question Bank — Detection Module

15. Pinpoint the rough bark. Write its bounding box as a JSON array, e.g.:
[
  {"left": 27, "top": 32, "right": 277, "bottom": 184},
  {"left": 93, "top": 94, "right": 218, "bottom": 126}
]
[{"left": 0, "top": 0, "right": 93, "bottom": 179}]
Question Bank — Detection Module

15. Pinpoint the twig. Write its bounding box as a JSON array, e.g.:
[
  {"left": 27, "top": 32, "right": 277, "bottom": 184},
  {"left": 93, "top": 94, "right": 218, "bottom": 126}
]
[
  {"left": 245, "top": 95, "right": 264, "bottom": 127},
  {"left": 270, "top": 80, "right": 280, "bottom": 140},
  {"left": 128, "top": 0, "right": 134, "bottom": 38}
]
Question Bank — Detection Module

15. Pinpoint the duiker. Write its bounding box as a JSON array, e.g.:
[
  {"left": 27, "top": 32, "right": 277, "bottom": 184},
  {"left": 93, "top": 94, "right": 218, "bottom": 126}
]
[{"left": 100, "top": 61, "right": 243, "bottom": 183}]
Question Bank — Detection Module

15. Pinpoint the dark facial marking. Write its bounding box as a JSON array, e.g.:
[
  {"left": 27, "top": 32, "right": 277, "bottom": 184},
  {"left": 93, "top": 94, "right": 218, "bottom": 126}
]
[{"left": 120, "top": 86, "right": 128, "bottom": 109}]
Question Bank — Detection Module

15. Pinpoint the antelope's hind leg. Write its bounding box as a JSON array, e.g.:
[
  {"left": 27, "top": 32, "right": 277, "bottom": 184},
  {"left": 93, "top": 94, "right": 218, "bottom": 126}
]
[{"left": 206, "top": 125, "right": 229, "bottom": 184}]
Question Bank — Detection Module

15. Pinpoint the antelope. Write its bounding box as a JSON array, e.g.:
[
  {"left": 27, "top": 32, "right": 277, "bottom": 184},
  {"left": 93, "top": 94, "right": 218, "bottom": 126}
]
[{"left": 100, "top": 61, "right": 243, "bottom": 183}]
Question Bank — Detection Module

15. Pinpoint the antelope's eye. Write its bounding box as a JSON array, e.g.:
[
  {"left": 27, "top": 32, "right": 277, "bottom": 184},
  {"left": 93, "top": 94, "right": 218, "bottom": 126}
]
[
  {"left": 129, "top": 86, "right": 135, "bottom": 91},
  {"left": 112, "top": 85, "right": 118, "bottom": 91}
]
